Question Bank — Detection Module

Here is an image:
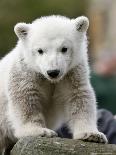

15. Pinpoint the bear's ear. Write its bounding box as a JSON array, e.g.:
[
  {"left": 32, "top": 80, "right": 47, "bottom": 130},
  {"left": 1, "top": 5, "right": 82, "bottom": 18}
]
[
  {"left": 72, "top": 16, "right": 89, "bottom": 32},
  {"left": 14, "top": 23, "right": 30, "bottom": 39}
]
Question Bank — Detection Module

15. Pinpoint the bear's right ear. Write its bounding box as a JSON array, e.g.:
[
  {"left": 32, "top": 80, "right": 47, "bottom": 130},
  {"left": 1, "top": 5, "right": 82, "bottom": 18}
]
[
  {"left": 72, "top": 16, "right": 89, "bottom": 32},
  {"left": 14, "top": 23, "right": 29, "bottom": 39}
]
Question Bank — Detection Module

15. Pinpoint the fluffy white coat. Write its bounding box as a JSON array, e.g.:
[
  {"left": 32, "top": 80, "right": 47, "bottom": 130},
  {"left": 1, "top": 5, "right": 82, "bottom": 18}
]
[{"left": 0, "top": 15, "right": 107, "bottom": 152}]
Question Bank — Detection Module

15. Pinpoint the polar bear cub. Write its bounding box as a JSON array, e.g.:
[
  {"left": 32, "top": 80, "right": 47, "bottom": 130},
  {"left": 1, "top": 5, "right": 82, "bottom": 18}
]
[{"left": 0, "top": 15, "right": 107, "bottom": 151}]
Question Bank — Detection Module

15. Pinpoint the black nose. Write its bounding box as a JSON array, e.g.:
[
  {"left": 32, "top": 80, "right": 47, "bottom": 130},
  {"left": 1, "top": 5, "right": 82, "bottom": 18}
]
[{"left": 47, "top": 70, "right": 60, "bottom": 78}]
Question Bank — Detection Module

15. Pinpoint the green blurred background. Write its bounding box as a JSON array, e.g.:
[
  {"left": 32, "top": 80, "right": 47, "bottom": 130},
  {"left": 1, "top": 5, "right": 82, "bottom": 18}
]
[{"left": 1, "top": 0, "right": 116, "bottom": 114}]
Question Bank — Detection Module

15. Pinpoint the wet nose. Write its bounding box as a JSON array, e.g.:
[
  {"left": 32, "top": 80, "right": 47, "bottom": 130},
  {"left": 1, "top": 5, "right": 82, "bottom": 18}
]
[{"left": 47, "top": 70, "right": 60, "bottom": 78}]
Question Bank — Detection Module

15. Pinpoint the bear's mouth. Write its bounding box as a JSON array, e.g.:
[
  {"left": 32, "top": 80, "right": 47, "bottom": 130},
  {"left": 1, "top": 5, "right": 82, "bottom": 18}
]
[{"left": 46, "top": 74, "right": 63, "bottom": 83}]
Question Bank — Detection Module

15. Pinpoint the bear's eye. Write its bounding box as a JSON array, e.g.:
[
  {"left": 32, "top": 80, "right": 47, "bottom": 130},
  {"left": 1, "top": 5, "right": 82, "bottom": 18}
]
[
  {"left": 38, "top": 49, "right": 44, "bottom": 55},
  {"left": 61, "top": 47, "right": 68, "bottom": 53}
]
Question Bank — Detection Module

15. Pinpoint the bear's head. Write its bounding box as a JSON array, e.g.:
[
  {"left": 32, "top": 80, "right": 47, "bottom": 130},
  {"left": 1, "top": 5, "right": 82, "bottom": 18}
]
[{"left": 14, "top": 15, "right": 89, "bottom": 82}]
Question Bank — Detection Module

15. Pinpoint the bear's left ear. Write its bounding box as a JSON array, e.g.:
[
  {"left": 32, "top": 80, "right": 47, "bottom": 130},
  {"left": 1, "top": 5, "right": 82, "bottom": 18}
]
[
  {"left": 72, "top": 16, "right": 89, "bottom": 32},
  {"left": 14, "top": 23, "right": 30, "bottom": 39}
]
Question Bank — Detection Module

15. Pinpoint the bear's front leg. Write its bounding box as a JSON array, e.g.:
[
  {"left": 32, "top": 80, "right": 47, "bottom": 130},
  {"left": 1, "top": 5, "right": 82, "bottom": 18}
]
[
  {"left": 72, "top": 100, "right": 108, "bottom": 143},
  {"left": 7, "top": 68, "right": 57, "bottom": 139},
  {"left": 67, "top": 65, "right": 108, "bottom": 143}
]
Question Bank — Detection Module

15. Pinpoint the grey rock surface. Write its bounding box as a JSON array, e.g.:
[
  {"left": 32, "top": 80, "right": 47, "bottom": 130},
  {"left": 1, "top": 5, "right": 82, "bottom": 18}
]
[{"left": 11, "top": 136, "right": 116, "bottom": 155}]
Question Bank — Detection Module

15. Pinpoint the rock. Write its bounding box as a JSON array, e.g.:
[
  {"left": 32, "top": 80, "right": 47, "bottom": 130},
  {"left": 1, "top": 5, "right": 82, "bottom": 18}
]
[{"left": 11, "top": 136, "right": 116, "bottom": 155}]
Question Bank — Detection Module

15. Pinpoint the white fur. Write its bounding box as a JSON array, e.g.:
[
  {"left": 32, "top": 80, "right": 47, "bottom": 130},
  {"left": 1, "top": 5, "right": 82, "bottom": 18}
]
[{"left": 0, "top": 15, "right": 107, "bottom": 152}]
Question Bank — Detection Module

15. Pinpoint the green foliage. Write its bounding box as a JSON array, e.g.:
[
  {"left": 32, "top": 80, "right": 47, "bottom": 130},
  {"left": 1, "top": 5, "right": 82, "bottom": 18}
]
[{"left": 0, "top": 0, "right": 88, "bottom": 57}]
